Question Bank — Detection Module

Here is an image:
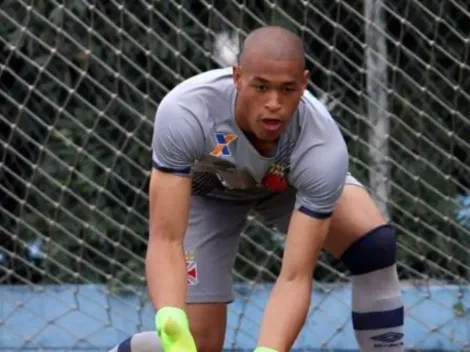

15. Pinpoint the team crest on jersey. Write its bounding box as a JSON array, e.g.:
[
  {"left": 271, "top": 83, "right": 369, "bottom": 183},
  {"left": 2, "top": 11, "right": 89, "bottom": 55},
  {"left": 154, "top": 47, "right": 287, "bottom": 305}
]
[
  {"left": 185, "top": 250, "right": 198, "bottom": 286},
  {"left": 262, "top": 163, "right": 289, "bottom": 192},
  {"left": 210, "top": 133, "right": 237, "bottom": 157}
]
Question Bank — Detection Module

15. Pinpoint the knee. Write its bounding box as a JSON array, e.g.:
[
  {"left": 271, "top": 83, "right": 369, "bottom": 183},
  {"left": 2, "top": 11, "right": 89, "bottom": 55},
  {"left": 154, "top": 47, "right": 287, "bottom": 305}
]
[
  {"left": 340, "top": 224, "right": 397, "bottom": 276},
  {"left": 192, "top": 331, "right": 224, "bottom": 352},
  {"left": 187, "top": 303, "right": 226, "bottom": 352},
  {"left": 190, "top": 315, "right": 225, "bottom": 352}
]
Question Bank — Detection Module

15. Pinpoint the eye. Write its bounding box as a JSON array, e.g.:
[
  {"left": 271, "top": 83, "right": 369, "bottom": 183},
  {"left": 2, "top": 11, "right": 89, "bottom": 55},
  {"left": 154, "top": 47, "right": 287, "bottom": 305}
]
[
  {"left": 282, "top": 86, "right": 296, "bottom": 93},
  {"left": 254, "top": 84, "right": 269, "bottom": 92}
]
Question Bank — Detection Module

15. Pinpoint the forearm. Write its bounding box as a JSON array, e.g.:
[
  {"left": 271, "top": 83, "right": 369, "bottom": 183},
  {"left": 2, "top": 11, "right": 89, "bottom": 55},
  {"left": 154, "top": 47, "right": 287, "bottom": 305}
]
[
  {"left": 257, "top": 277, "right": 312, "bottom": 351},
  {"left": 146, "top": 237, "right": 187, "bottom": 310}
]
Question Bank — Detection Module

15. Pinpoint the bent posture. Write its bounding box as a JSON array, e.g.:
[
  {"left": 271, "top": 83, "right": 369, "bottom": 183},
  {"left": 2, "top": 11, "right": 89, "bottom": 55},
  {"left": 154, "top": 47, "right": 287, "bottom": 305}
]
[{"left": 109, "top": 26, "right": 404, "bottom": 352}]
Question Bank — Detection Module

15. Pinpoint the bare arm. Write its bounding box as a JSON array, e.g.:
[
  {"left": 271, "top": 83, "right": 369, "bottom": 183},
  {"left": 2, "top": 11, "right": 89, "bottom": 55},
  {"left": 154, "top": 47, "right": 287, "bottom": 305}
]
[
  {"left": 147, "top": 98, "right": 205, "bottom": 311},
  {"left": 257, "top": 211, "right": 331, "bottom": 351},
  {"left": 257, "top": 98, "right": 349, "bottom": 350},
  {"left": 146, "top": 169, "right": 192, "bottom": 310}
]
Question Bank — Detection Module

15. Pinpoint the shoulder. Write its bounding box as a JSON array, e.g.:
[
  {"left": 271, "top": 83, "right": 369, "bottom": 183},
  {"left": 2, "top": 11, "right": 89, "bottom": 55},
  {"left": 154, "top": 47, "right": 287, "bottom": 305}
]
[
  {"left": 154, "top": 67, "right": 235, "bottom": 139},
  {"left": 291, "top": 91, "right": 347, "bottom": 162},
  {"left": 158, "top": 67, "right": 235, "bottom": 126},
  {"left": 297, "top": 91, "right": 340, "bottom": 133},
  {"left": 288, "top": 91, "right": 349, "bottom": 215},
  {"left": 151, "top": 68, "right": 236, "bottom": 172}
]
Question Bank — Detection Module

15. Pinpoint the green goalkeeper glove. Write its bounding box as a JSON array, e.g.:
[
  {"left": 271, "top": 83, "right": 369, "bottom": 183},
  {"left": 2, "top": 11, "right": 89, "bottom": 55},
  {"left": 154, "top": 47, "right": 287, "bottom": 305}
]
[
  {"left": 254, "top": 347, "right": 278, "bottom": 352},
  {"left": 155, "top": 307, "right": 197, "bottom": 352}
]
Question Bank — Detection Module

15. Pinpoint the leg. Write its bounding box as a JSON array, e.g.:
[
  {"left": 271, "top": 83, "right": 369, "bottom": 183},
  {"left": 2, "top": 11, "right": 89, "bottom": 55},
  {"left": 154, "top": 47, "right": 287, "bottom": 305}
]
[
  {"left": 183, "top": 196, "right": 250, "bottom": 351},
  {"left": 324, "top": 175, "right": 404, "bottom": 352},
  {"left": 109, "top": 196, "right": 251, "bottom": 352},
  {"left": 254, "top": 177, "right": 404, "bottom": 352}
]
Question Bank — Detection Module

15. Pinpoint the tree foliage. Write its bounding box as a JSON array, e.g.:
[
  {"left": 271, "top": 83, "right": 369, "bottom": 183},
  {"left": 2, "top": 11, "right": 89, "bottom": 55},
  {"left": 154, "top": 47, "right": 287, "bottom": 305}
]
[{"left": 0, "top": 0, "right": 469, "bottom": 289}]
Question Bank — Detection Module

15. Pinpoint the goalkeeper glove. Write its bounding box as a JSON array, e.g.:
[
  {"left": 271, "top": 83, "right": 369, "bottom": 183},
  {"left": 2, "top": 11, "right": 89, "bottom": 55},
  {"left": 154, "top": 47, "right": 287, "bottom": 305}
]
[
  {"left": 254, "top": 347, "right": 278, "bottom": 352},
  {"left": 155, "top": 307, "right": 197, "bottom": 352}
]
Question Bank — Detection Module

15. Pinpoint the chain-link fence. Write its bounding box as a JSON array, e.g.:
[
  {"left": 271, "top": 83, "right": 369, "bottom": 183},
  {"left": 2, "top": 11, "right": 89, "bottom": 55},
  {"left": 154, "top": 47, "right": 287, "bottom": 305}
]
[{"left": 1, "top": 0, "right": 470, "bottom": 350}]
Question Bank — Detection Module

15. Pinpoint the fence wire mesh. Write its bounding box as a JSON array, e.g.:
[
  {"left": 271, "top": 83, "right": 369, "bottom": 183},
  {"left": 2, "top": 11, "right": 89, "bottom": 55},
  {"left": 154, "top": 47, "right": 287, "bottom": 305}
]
[{"left": 1, "top": 0, "right": 470, "bottom": 350}]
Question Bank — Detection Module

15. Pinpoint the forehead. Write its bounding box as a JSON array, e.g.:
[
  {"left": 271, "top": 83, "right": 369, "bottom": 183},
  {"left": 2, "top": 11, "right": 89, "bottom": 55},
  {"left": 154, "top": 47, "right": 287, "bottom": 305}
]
[{"left": 242, "top": 53, "right": 305, "bottom": 83}]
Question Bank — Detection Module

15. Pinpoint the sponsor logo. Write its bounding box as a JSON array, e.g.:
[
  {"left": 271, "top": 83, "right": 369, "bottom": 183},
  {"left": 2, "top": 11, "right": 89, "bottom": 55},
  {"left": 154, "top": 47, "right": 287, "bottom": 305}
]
[
  {"left": 210, "top": 133, "right": 237, "bottom": 157},
  {"left": 370, "top": 332, "right": 404, "bottom": 348}
]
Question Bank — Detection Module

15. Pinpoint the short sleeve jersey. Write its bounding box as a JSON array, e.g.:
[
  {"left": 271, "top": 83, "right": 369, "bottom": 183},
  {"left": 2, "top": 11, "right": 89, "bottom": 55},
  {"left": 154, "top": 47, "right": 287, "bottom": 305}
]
[{"left": 152, "top": 67, "right": 349, "bottom": 218}]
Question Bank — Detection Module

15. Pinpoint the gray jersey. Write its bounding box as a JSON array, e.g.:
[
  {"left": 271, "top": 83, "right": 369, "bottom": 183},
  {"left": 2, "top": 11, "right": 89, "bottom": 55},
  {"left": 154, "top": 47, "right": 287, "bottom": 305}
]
[{"left": 152, "top": 67, "right": 349, "bottom": 218}]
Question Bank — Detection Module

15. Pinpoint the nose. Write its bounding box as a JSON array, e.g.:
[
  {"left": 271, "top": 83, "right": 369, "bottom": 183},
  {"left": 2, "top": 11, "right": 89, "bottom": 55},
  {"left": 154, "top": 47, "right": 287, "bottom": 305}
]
[{"left": 264, "top": 91, "right": 281, "bottom": 112}]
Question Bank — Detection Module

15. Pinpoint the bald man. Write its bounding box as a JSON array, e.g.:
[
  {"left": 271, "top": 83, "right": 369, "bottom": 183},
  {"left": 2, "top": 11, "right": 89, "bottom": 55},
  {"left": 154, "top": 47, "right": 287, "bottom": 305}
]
[{"left": 109, "top": 26, "right": 404, "bottom": 352}]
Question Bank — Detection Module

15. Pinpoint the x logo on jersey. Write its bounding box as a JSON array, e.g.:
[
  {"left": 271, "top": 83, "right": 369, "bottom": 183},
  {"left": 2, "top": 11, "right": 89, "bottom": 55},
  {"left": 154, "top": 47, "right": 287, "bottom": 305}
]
[{"left": 210, "top": 133, "right": 237, "bottom": 156}]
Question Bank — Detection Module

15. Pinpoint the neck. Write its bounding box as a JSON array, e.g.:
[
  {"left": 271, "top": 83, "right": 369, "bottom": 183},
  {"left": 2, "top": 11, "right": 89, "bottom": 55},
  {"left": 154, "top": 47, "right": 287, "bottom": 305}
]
[
  {"left": 234, "top": 97, "right": 248, "bottom": 130},
  {"left": 234, "top": 97, "right": 278, "bottom": 157},
  {"left": 247, "top": 133, "right": 278, "bottom": 157}
]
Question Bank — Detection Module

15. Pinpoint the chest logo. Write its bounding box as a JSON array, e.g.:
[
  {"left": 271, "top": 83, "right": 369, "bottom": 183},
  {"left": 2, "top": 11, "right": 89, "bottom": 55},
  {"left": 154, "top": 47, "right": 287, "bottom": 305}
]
[
  {"left": 210, "top": 133, "right": 238, "bottom": 157},
  {"left": 262, "top": 163, "right": 289, "bottom": 192}
]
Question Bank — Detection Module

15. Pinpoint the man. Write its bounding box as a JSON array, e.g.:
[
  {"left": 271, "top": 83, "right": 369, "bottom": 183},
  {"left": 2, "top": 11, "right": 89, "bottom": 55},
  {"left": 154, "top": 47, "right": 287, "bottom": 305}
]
[{"left": 110, "top": 26, "right": 404, "bottom": 352}]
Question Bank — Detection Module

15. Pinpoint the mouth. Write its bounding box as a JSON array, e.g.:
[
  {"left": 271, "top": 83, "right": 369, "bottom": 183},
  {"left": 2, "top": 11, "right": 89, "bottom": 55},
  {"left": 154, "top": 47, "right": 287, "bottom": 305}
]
[{"left": 261, "top": 117, "right": 283, "bottom": 132}]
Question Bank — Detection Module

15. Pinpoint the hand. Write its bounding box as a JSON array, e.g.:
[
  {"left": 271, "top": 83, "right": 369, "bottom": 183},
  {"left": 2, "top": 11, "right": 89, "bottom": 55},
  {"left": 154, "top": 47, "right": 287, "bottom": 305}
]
[{"left": 156, "top": 307, "right": 197, "bottom": 352}]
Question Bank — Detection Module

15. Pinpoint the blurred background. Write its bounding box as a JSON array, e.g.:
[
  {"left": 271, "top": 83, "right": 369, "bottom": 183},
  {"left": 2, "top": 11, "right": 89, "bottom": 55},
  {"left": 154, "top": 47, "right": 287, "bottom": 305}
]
[{"left": 1, "top": 0, "right": 470, "bottom": 350}]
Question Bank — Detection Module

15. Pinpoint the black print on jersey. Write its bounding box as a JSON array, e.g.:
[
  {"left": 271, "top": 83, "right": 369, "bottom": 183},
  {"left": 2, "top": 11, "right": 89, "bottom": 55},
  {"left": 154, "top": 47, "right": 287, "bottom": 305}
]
[{"left": 192, "top": 137, "right": 296, "bottom": 200}]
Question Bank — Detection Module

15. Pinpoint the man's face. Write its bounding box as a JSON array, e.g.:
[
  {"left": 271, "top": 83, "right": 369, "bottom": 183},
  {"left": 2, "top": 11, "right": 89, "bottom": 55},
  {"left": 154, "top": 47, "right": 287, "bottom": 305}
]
[{"left": 233, "top": 54, "right": 308, "bottom": 142}]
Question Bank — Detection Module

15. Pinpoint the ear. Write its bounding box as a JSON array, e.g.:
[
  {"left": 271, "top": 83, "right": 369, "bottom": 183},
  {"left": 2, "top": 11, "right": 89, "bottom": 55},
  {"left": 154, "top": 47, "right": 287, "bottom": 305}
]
[
  {"left": 302, "top": 69, "right": 310, "bottom": 90},
  {"left": 232, "top": 64, "right": 242, "bottom": 89}
]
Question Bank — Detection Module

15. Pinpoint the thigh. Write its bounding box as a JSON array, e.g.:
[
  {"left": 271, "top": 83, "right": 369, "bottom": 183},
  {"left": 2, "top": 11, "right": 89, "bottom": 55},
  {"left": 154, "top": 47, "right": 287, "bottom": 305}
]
[
  {"left": 252, "top": 172, "right": 370, "bottom": 232},
  {"left": 185, "top": 195, "right": 251, "bottom": 303},
  {"left": 184, "top": 196, "right": 251, "bottom": 351},
  {"left": 253, "top": 174, "right": 386, "bottom": 259},
  {"left": 323, "top": 175, "right": 387, "bottom": 258}
]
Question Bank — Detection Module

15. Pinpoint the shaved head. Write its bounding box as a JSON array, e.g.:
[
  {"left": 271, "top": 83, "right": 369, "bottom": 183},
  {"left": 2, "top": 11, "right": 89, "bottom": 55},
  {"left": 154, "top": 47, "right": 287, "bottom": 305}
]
[
  {"left": 239, "top": 26, "right": 305, "bottom": 68},
  {"left": 233, "top": 26, "right": 309, "bottom": 150}
]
